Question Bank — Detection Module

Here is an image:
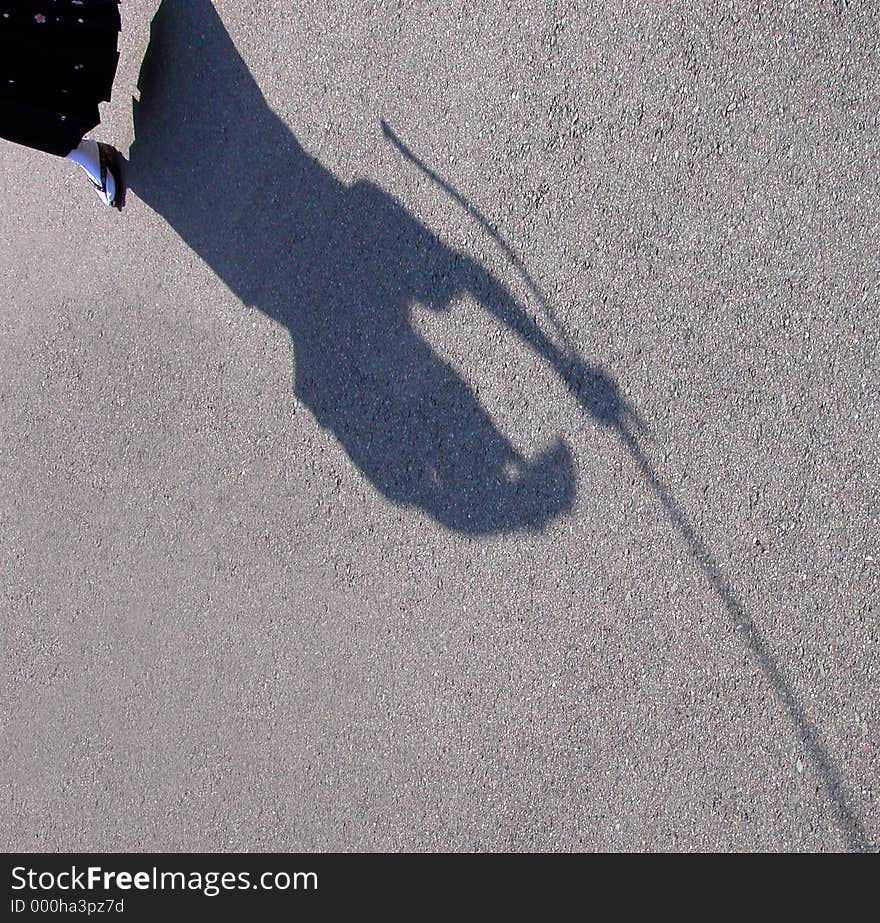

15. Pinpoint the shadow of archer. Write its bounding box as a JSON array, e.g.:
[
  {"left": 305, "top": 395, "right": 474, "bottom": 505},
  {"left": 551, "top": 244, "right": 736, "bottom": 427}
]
[
  {"left": 127, "top": 0, "right": 869, "bottom": 850},
  {"left": 127, "top": 0, "right": 628, "bottom": 534}
]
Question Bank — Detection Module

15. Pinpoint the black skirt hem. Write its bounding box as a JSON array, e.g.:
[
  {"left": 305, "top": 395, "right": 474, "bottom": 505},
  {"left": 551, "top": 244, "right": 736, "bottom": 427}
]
[{"left": 0, "top": 0, "right": 122, "bottom": 156}]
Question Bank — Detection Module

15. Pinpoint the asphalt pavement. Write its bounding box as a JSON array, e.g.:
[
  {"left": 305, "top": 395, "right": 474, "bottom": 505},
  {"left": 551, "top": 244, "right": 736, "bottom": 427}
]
[{"left": 2, "top": 0, "right": 878, "bottom": 851}]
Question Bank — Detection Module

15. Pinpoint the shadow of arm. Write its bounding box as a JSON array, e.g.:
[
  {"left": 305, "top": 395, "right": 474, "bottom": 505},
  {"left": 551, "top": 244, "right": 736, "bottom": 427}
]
[{"left": 457, "top": 256, "right": 631, "bottom": 430}]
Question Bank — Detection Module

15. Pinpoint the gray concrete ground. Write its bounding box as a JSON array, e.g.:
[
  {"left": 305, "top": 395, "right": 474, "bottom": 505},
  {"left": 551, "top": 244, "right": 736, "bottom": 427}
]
[{"left": 2, "top": 0, "right": 878, "bottom": 851}]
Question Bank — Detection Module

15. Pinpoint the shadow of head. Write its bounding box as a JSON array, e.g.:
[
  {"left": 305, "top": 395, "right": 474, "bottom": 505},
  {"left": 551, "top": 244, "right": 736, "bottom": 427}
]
[{"left": 128, "top": 0, "right": 612, "bottom": 534}]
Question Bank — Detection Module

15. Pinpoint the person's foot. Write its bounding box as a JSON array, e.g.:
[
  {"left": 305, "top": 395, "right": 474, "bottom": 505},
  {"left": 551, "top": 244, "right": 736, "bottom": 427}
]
[
  {"left": 68, "top": 139, "right": 125, "bottom": 210},
  {"left": 93, "top": 143, "right": 125, "bottom": 210}
]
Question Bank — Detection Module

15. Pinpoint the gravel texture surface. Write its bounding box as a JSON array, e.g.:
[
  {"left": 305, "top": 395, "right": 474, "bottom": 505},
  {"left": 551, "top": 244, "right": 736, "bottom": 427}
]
[{"left": 2, "top": 0, "right": 878, "bottom": 851}]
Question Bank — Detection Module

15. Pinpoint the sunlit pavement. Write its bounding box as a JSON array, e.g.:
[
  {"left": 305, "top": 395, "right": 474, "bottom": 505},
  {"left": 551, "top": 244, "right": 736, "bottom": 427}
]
[{"left": 2, "top": 0, "right": 877, "bottom": 852}]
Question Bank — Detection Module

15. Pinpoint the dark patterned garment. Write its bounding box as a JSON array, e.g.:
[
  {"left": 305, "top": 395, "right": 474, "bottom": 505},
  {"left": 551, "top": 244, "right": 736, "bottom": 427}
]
[{"left": 0, "top": 0, "right": 121, "bottom": 156}]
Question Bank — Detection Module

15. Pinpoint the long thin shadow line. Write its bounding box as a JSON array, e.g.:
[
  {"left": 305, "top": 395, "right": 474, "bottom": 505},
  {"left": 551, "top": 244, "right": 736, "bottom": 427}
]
[
  {"left": 617, "top": 425, "right": 869, "bottom": 852},
  {"left": 382, "top": 119, "right": 645, "bottom": 435},
  {"left": 385, "top": 122, "right": 870, "bottom": 851},
  {"left": 381, "top": 120, "right": 577, "bottom": 358}
]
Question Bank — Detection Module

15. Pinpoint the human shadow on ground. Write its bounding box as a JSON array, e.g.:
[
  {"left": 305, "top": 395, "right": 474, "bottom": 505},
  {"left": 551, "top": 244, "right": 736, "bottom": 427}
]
[
  {"left": 128, "top": 0, "right": 627, "bottom": 535},
  {"left": 127, "top": 0, "right": 869, "bottom": 850}
]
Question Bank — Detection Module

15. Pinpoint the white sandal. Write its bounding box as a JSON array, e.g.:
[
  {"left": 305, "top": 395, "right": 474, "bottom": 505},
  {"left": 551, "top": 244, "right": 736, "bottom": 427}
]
[{"left": 90, "top": 143, "right": 125, "bottom": 210}]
